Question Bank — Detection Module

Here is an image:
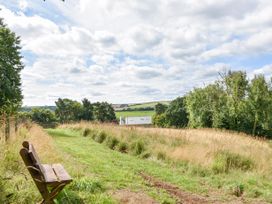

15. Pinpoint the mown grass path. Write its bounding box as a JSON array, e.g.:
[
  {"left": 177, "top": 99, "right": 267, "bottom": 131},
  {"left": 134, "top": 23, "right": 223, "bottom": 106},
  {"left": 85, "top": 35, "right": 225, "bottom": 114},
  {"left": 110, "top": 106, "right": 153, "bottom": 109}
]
[{"left": 47, "top": 128, "right": 271, "bottom": 203}]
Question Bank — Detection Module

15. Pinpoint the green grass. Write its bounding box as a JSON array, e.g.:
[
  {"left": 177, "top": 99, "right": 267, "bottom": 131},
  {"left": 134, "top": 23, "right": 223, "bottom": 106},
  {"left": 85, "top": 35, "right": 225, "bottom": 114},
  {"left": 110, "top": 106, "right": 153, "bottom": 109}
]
[
  {"left": 128, "top": 101, "right": 170, "bottom": 109},
  {"left": 47, "top": 129, "right": 175, "bottom": 203},
  {"left": 115, "top": 110, "right": 155, "bottom": 118},
  {"left": 46, "top": 128, "right": 272, "bottom": 203}
]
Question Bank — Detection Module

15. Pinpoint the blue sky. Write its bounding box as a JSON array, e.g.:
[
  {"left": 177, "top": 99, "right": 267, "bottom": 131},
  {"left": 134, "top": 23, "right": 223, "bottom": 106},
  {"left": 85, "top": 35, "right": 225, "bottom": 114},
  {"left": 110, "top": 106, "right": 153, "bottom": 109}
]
[{"left": 0, "top": 0, "right": 272, "bottom": 106}]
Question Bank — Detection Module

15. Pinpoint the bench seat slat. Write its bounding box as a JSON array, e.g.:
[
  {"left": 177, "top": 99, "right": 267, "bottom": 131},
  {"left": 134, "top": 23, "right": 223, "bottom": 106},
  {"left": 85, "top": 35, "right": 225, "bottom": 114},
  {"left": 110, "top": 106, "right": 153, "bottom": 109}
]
[
  {"left": 41, "top": 164, "right": 58, "bottom": 183},
  {"left": 52, "top": 164, "right": 72, "bottom": 182}
]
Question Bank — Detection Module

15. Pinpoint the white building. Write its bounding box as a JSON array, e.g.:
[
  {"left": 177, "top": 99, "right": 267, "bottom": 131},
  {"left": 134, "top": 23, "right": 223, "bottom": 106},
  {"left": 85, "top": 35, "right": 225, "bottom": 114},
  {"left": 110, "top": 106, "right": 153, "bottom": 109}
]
[{"left": 119, "top": 116, "right": 152, "bottom": 125}]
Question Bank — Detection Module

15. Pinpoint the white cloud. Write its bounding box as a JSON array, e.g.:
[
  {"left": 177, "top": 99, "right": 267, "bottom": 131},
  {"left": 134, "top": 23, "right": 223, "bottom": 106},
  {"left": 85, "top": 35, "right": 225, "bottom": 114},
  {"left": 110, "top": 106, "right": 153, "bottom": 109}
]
[{"left": 1, "top": 0, "right": 272, "bottom": 105}]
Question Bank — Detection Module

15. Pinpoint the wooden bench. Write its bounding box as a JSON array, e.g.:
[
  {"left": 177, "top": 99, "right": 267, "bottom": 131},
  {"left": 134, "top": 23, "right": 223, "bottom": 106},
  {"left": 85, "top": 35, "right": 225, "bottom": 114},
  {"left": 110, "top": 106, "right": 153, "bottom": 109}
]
[{"left": 20, "top": 141, "right": 72, "bottom": 204}]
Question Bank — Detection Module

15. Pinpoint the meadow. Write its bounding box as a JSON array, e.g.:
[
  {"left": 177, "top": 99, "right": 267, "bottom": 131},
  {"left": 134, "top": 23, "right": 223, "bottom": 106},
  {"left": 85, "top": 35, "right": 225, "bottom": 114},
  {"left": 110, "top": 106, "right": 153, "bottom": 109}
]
[
  {"left": 1, "top": 122, "right": 272, "bottom": 203},
  {"left": 115, "top": 110, "right": 155, "bottom": 118},
  {"left": 128, "top": 101, "right": 170, "bottom": 109}
]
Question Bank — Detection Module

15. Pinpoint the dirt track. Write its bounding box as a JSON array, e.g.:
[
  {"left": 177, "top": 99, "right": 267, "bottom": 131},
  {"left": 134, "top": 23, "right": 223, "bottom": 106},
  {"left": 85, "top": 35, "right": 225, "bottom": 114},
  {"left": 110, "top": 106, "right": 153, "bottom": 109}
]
[{"left": 140, "top": 172, "right": 210, "bottom": 204}]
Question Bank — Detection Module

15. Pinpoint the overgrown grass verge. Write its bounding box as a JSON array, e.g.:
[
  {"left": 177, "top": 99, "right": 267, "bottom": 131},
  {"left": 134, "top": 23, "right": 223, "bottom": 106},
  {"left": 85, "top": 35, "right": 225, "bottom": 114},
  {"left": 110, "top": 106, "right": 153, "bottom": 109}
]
[
  {"left": 55, "top": 122, "right": 272, "bottom": 203},
  {"left": 0, "top": 124, "right": 118, "bottom": 204}
]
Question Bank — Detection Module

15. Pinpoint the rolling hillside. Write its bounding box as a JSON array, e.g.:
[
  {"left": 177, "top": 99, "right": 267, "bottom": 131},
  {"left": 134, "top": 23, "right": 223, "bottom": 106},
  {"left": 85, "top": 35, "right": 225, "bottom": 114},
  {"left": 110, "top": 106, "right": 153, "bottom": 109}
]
[{"left": 2, "top": 123, "right": 271, "bottom": 203}]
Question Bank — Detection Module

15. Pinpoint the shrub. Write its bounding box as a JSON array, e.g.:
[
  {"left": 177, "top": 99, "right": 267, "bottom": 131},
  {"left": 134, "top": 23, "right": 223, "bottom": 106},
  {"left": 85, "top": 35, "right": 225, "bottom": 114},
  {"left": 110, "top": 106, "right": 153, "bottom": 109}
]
[
  {"left": 131, "top": 140, "right": 146, "bottom": 156},
  {"left": 106, "top": 136, "right": 119, "bottom": 150},
  {"left": 212, "top": 151, "right": 254, "bottom": 173},
  {"left": 117, "top": 142, "right": 129, "bottom": 153},
  {"left": 157, "top": 151, "right": 166, "bottom": 160},
  {"left": 95, "top": 131, "right": 107, "bottom": 143},
  {"left": 83, "top": 128, "right": 91, "bottom": 137}
]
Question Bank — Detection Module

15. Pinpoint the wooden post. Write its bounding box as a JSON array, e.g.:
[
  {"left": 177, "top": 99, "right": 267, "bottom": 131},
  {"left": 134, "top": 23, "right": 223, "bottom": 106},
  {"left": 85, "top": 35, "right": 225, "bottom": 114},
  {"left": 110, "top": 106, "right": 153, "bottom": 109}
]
[{"left": 5, "top": 115, "right": 10, "bottom": 142}]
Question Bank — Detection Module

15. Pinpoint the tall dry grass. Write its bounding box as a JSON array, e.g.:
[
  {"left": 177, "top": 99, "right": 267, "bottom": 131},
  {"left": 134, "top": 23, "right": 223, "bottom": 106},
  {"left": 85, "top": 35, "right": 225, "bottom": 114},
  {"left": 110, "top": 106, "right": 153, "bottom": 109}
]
[
  {"left": 61, "top": 122, "right": 272, "bottom": 175},
  {"left": 0, "top": 123, "right": 62, "bottom": 203}
]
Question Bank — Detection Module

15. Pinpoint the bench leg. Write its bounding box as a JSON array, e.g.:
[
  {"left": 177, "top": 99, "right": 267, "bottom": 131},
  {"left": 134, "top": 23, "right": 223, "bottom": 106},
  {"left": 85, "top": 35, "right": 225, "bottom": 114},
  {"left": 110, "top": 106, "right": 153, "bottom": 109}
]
[{"left": 40, "top": 183, "right": 67, "bottom": 204}]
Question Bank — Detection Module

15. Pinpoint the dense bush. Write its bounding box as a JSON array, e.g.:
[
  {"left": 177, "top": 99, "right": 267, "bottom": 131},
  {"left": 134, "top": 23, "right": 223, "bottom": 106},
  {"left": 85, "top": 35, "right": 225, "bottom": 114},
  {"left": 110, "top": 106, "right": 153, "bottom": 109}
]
[{"left": 30, "top": 108, "right": 58, "bottom": 128}]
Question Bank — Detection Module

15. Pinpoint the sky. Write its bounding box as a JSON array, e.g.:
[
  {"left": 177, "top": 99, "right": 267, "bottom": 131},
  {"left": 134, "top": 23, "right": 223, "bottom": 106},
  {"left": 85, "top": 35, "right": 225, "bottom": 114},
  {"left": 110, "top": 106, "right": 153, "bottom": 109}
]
[{"left": 0, "top": 0, "right": 272, "bottom": 106}]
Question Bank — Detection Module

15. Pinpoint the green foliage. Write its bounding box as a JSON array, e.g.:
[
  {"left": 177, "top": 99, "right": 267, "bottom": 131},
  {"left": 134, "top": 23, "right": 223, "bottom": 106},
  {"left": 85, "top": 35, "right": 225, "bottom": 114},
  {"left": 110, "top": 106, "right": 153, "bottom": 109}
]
[
  {"left": 0, "top": 19, "right": 24, "bottom": 115},
  {"left": 155, "top": 103, "right": 168, "bottom": 115},
  {"left": 212, "top": 151, "right": 254, "bottom": 173},
  {"left": 55, "top": 98, "right": 83, "bottom": 123},
  {"left": 70, "top": 178, "right": 105, "bottom": 193},
  {"left": 55, "top": 189, "right": 84, "bottom": 204},
  {"left": 184, "top": 71, "right": 272, "bottom": 137},
  {"left": 117, "top": 142, "right": 129, "bottom": 153},
  {"left": 95, "top": 131, "right": 107, "bottom": 143},
  {"left": 165, "top": 97, "right": 188, "bottom": 128},
  {"left": 247, "top": 75, "right": 272, "bottom": 136},
  {"left": 93, "top": 102, "right": 116, "bottom": 122},
  {"left": 186, "top": 84, "right": 227, "bottom": 128},
  {"left": 230, "top": 183, "right": 245, "bottom": 197},
  {"left": 131, "top": 140, "right": 146, "bottom": 156},
  {"left": 81, "top": 98, "right": 94, "bottom": 121},
  {"left": 153, "top": 97, "right": 188, "bottom": 128},
  {"left": 31, "top": 108, "right": 57, "bottom": 127},
  {"left": 105, "top": 136, "right": 119, "bottom": 149},
  {"left": 153, "top": 113, "right": 167, "bottom": 127},
  {"left": 82, "top": 128, "right": 91, "bottom": 137}
]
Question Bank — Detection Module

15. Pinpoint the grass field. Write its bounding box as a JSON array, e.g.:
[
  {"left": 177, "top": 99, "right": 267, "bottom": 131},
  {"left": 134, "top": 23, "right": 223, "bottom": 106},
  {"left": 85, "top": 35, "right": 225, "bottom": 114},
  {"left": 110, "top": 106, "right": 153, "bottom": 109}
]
[
  {"left": 1, "top": 123, "right": 272, "bottom": 203},
  {"left": 115, "top": 110, "right": 155, "bottom": 118},
  {"left": 128, "top": 101, "right": 170, "bottom": 109}
]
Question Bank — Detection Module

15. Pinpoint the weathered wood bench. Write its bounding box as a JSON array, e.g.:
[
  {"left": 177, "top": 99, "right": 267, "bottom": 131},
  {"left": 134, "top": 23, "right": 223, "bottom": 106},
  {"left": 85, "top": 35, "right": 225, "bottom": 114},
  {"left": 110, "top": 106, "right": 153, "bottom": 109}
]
[{"left": 20, "top": 141, "right": 72, "bottom": 204}]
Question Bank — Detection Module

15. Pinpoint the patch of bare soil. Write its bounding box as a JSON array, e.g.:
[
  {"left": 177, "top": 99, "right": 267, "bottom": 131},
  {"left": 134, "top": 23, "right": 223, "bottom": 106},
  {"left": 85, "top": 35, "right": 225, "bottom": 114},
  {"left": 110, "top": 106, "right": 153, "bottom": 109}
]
[
  {"left": 113, "top": 189, "right": 159, "bottom": 204},
  {"left": 140, "top": 172, "right": 210, "bottom": 204}
]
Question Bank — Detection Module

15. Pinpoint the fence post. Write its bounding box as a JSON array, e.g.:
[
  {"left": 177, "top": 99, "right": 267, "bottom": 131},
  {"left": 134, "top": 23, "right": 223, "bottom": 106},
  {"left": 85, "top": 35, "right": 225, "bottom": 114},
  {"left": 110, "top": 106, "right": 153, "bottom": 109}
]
[{"left": 5, "top": 116, "right": 10, "bottom": 141}]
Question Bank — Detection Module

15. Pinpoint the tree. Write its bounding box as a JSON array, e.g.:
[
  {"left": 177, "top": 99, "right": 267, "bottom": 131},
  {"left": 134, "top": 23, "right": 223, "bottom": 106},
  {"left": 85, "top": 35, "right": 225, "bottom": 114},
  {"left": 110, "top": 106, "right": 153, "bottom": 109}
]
[
  {"left": 185, "top": 87, "right": 213, "bottom": 128},
  {"left": 81, "top": 98, "right": 94, "bottom": 121},
  {"left": 55, "top": 98, "right": 83, "bottom": 122},
  {"left": 0, "top": 19, "right": 24, "bottom": 115},
  {"left": 93, "top": 102, "right": 116, "bottom": 122},
  {"left": 31, "top": 108, "right": 57, "bottom": 127},
  {"left": 153, "top": 113, "right": 167, "bottom": 127},
  {"left": 247, "top": 75, "right": 272, "bottom": 136},
  {"left": 222, "top": 71, "right": 248, "bottom": 131},
  {"left": 165, "top": 97, "right": 188, "bottom": 128},
  {"left": 154, "top": 103, "right": 168, "bottom": 115}
]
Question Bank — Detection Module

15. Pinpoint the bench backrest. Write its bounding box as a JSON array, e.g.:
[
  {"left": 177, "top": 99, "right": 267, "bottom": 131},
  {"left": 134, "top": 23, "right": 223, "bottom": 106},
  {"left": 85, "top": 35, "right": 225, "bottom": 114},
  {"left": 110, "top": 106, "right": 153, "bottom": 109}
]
[
  {"left": 20, "top": 141, "right": 50, "bottom": 197},
  {"left": 20, "top": 141, "right": 44, "bottom": 181}
]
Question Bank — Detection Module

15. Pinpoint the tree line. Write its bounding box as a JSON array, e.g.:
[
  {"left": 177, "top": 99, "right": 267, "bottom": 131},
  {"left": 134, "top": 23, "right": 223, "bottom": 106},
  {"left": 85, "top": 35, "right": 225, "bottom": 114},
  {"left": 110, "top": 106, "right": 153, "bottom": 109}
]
[
  {"left": 20, "top": 98, "right": 116, "bottom": 127},
  {"left": 153, "top": 71, "right": 272, "bottom": 138}
]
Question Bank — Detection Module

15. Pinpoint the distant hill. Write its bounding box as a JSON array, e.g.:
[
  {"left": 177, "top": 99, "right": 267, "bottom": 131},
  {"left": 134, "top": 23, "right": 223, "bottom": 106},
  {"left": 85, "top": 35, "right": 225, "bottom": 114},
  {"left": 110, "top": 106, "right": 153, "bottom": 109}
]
[
  {"left": 20, "top": 106, "right": 56, "bottom": 112},
  {"left": 128, "top": 101, "right": 171, "bottom": 109},
  {"left": 113, "top": 100, "right": 171, "bottom": 111},
  {"left": 21, "top": 100, "right": 172, "bottom": 112}
]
